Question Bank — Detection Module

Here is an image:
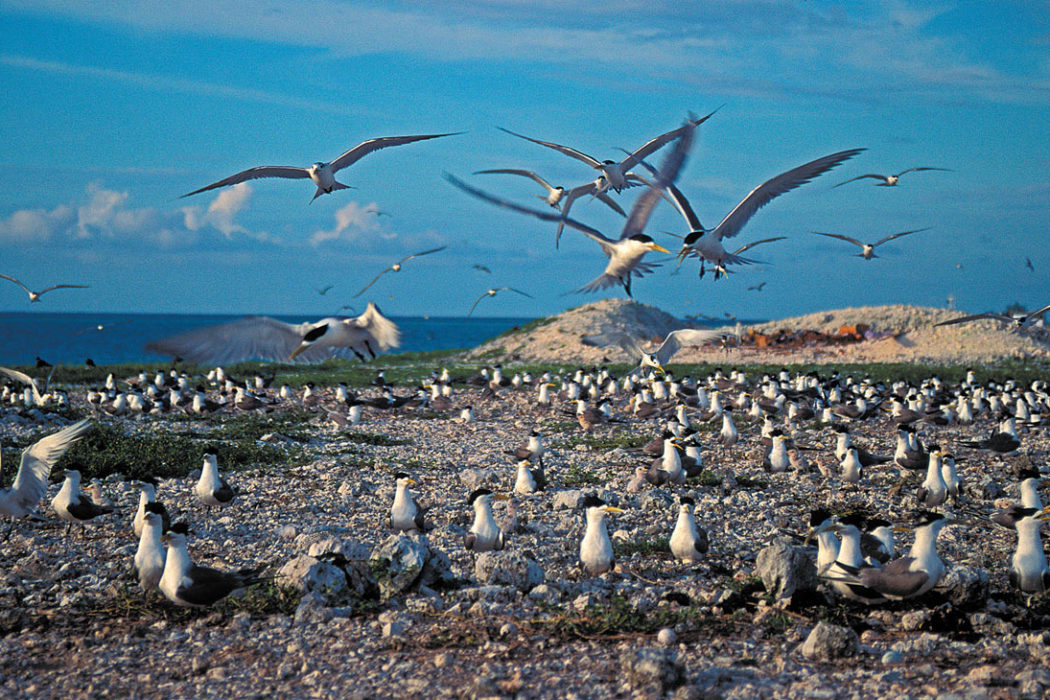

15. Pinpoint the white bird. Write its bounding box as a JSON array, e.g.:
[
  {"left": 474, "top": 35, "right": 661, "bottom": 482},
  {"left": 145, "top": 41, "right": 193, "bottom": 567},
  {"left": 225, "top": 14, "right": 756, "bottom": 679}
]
[
  {"left": 132, "top": 477, "right": 169, "bottom": 537},
  {"left": 579, "top": 495, "right": 622, "bottom": 575},
  {"left": 1, "top": 419, "right": 92, "bottom": 525},
  {"left": 146, "top": 302, "right": 400, "bottom": 364},
  {"left": 497, "top": 111, "right": 711, "bottom": 194},
  {"left": 934, "top": 304, "right": 1050, "bottom": 330},
  {"left": 669, "top": 148, "right": 864, "bottom": 278},
  {"left": 181, "top": 132, "right": 459, "bottom": 202},
  {"left": 467, "top": 287, "right": 534, "bottom": 316},
  {"left": 0, "top": 366, "right": 45, "bottom": 407},
  {"left": 582, "top": 326, "right": 740, "bottom": 373},
  {"left": 474, "top": 169, "right": 626, "bottom": 246},
  {"left": 389, "top": 472, "right": 425, "bottom": 533},
  {"left": 134, "top": 502, "right": 167, "bottom": 593},
  {"left": 0, "top": 274, "right": 88, "bottom": 302},
  {"left": 833, "top": 166, "right": 951, "bottom": 188},
  {"left": 52, "top": 468, "right": 114, "bottom": 532},
  {"left": 464, "top": 488, "right": 508, "bottom": 553},
  {"left": 669, "top": 496, "right": 708, "bottom": 562},
  {"left": 448, "top": 116, "right": 696, "bottom": 296},
  {"left": 159, "top": 523, "right": 259, "bottom": 607},
  {"left": 195, "top": 454, "right": 235, "bottom": 507},
  {"left": 810, "top": 228, "right": 931, "bottom": 260},
  {"left": 998, "top": 505, "right": 1050, "bottom": 595},
  {"left": 352, "top": 246, "right": 448, "bottom": 298}
]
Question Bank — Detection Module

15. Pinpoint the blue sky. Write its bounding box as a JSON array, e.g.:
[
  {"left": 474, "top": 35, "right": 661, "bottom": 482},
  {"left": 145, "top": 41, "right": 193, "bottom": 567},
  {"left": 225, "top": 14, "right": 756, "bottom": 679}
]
[{"left": 0, "top": 1, "right": 1046, "bottom": 321}]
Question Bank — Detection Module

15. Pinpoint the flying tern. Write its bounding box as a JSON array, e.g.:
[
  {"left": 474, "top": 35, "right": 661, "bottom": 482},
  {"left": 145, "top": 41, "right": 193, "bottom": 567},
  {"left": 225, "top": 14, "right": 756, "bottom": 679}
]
[
  {"left": 934, "top": 304, "right": 1050, "bottom": 330},
  {"left": 0, "top": 274, "right": 87, "bottom": 302},
  {"left": 649, "top": 148, "right": 864, "bottom": 278},
  {"left": 145, "top": 301, "right": 400, "bottom": 364},
  {"left": 475, "top": 169, "right": 627, "bottom": 247},
  {"left": 181, "top": 132, "right": 459, "bottom": 202},
  {"left": 353, "top": 246, "right": 447, "bottom": 297},
  {"left": 833, "top": 167, "right": 951, "bottom": 188},
  {"left": 810, "top": 228, "right": 931, "bottom": 260},
  {"left": 497, "top": 109, "right": 713, "bottom": 194},
  {"left": 467, "top": 287, "right": 534, "bottom": 316},
  {"left": 448, "top": 116, "right": 696, "bottom": 296}
]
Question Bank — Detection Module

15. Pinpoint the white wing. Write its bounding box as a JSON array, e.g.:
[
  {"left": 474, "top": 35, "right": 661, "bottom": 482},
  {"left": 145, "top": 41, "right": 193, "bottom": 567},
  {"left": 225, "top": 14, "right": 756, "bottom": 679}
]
[
  {"left": 12, "top": 419, "right": 92, "bottom": 512},
  {"left": 474, "top": 169, "right": 557, "bottom": 194},
  {"left": 619, "top": 118, "right": 696, "bottom": 241},
  {"left": 811, "top": 231, "right": 865, "bottom": 248},
  {"left": 146, "top": 317, "right": 313, "bottom": 363},
  {"left": 497, "top": 127, "right": 602, "bottom": 168},
  {"left": 329, "top": 133, "right": 459, "bottom": 172},
  {"left": 872, "top": 228, "right": 930, "bottom": 247},
  {"left": 653, "top": 328, "right": 730, "bottom": 365},
  {"left": 0, "top": 366, "right": 42, "bottom": 405},
  {"left": 351, "top": 301, "right": 401, "bottom": 352},
  {"left": 580, "top": 326, "right": 645, "bottom": 359},
  {"left": 711, "top": 149, "right": 865, "bottom": 241}
]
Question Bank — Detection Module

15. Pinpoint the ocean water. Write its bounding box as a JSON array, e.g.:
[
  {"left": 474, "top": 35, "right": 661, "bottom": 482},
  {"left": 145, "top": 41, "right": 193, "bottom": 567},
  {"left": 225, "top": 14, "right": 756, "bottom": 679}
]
[{"left": 0, "top": 312, "right": 536, "bottom": 366}]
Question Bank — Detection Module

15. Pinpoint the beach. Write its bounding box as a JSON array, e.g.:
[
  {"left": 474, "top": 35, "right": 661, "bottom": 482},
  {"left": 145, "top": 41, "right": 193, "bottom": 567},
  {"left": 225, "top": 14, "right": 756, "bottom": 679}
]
[{"left": 2, "top": 302, "right": 1050, "bottom": 698}]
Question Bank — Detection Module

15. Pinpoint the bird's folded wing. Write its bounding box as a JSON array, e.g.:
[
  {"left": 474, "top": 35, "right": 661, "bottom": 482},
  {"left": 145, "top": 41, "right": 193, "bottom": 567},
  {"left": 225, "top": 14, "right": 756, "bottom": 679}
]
[
  {"left": 178, "top": 565, "right": 243, "bottom": 606},
  {"left": 13, "top": 419, "right": 92, "bottom": 509},
  {"left": 145, "top": 316, "right": 309, "bottom": 363}
]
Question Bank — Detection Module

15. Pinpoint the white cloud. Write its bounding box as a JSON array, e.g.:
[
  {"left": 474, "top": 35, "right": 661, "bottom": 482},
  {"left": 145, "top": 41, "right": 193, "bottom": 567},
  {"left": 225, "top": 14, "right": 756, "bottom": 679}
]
[
  {"left": 309, "top": 201, "right": 392, "bottom": 246},
  {"left": 0, "top": 182, "right": 269, "bottom": 247}
]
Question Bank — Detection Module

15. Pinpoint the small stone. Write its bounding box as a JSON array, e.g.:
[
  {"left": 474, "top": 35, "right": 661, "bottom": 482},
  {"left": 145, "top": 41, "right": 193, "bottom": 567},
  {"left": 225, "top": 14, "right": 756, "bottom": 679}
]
[
  {"left": 553, "top": 490, "right": 585, "bottom": 510},
  {"left": 657, "top": 627, "right": 676, "bottom": 646},
  {"left": 900, "top": 610, "right": 932, "bottom": 632},
  {"left": 474, "top": 550, "right": 544, "bottom": 593},
  {"left": 881, "top": 651, "right": 902, "bottom": 665},
  {"left": 937, "top": 565, "right": 989, "bottom": 609},
  {"left": 382, "top": 620, "right": 407, "bottom": 638},
  {"left": 799, "top": 621, "right": 859, "bottom": 661}
]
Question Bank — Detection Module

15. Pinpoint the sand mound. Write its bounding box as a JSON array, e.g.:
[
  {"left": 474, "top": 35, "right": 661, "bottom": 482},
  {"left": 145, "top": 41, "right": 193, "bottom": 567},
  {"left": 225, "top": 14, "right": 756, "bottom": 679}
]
[{"left": 467, "top": 301, "right": 1050, "bottom": 366}]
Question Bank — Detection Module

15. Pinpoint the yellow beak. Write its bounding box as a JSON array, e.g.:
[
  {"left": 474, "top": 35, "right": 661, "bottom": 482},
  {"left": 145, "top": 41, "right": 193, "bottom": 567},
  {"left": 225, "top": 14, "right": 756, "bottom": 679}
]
[
  {"left": 289, "top": 345, "right": 308, "bottom": 360},
  {"left": 651, "top": 243, "right": 671, "bottom": 254},
  {"left": 603, "top": 506, "right": 624, "bottom": 514},
  {"left": 492, "top": 494, "right": 511, "bottom": 501}
]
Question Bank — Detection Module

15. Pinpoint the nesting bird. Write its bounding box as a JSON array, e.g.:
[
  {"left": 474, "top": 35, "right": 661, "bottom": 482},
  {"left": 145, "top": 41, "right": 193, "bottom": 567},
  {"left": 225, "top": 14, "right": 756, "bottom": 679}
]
[
  {"left": 159, "top": 522, "right": 260, "bottom": 607},
  {"left": 669, "top": 496, "right": 708, "bottom": 562},
  {"left": 195, "top": 454, "right": 235, "bottom": 507},
  {"left": 464, "top": 488, "right": 508, "bottom": 553},
  {"left": 134, "top": 502, "right": 168, "bottom": 593},
  {"left": 1, "top": 419, "right": 92, "bottom": 526},
  {"left": 52, "top": 468, "right": 114, "bottom": 534},
  {"left": 390, "top": 472, "right": 426, "bottom": 533},
  {"left": 579, "top": 495, "right": 622, "bottom": 576}
]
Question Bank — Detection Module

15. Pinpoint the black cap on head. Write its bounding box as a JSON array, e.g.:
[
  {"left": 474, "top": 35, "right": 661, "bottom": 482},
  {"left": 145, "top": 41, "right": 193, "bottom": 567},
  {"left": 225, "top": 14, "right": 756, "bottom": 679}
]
[
  {"left": 1019, "top": 467, "right": 1042, "bottom": 480},
  {"left": 809, "top": 508, "right": 833, "bottom": 527},
  {"left": 912, "top": 510, "right": 945, "bottom": 527},
  {"left": 393, "top": 471, "right": 411, "bottom": 480},
  {"left": 169, "top": 521, "right": 190, "bottom": 535},
  {"left": 866, "top": 517, "right": 891, "bottom": 529},
  {"left": 838, "top": 512, "right": 867, "bottom": 528},
  {"left": 145, "top": 501, "right": 167, "bottom": 515},
  {"left": 581, "top": 495, "right": 605, "bottom": 510},
  {"left": 679, "top": 496, "right": 695, "bottom": 506},
  {"left": 467, "top": 488, "right": 492, "bottom": 505}
]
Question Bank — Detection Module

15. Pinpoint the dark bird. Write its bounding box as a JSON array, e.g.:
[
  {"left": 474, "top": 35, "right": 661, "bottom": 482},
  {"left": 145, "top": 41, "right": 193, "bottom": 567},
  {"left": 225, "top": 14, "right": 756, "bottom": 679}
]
[
  {"left": 934, "top": 304, "right": 1050, "bottom": 330},
  {"left": 468, "top": 287, "right": 533, "bottom": 316},
  {"left": 810, "top": 228, "right": 931, "bottom": 260}
]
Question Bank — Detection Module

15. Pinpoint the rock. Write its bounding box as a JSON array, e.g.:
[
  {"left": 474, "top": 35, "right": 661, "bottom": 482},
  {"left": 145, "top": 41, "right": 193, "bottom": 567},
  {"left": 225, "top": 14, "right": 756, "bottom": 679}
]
[
  {"left": 755, "top": 540, "right": 817, "bottom": 603},
  {"left": 293, "top": 591, "right": 335, "bottom": 625},
  {"left": 620, "top": 648, "right": 684, "bottom": 692},
  {"left": 799, "top": 622, "right": 859, "bottom": 661},
  {"left": 382, "top": 620, "right": 407, "bottom": 638},
  {"left": 370, "top": 534, "right": 430, "bottom": 600},
  {"left": 657, "top": 627, "right": 676, "bottom": 646},
  {"left": 553, "top": 490, "right": 585, "bottom": 510},
  {"left": 277, "top": 556, "right": 350, "bottom": 603},
  {"left": 937, "top": 565, "right": 989, "bottom": 608},
  {"left": 900, "top": 610, "right": 932, "bottom": 632},
  {"left": 307, "top": 538, "right": 370, "bottom": 560},
  {"left": 527, "top": 584, "right": 561, "bottom": 605},
  {"left": 971, "top": 476, "right": 1004, "bottom": 500},
  {"left": 474, "top": 550, "right": 544, "bottom": 592},
  {"left": 640, "top": 490, "right": 674, "bottom": 511},
  {"left": 459, "top": 468, "right": 494, "bottom": 491}
]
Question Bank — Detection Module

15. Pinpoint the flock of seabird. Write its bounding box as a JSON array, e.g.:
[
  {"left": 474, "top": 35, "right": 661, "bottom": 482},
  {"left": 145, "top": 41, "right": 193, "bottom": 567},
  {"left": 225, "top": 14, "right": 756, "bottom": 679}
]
[{"left": 3, "top": 354, "right": 1050, "bottom": 614}]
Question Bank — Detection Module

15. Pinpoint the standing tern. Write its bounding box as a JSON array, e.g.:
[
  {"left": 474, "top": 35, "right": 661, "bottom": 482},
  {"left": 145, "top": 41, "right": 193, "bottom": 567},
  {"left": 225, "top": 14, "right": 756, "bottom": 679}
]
[
  {"left": 497, "top": 110, "right": 713, "bottom": 193},
  {"left": 447, "top": 116, "right": 696, "bottom": 296},
  {"left": 474, "top": 169, "right": 627, "bottom": 247},
  {"left": 352, "top": 246, "right": 447, "bottom": 297},
  {"left": 810, "top": 228, "right": 931, "bottom": 259},
  {"left": 833, "top": 167, "right": 952, "bottom": 188},
  {"left": 668, "top": 148, "right": 864, "bottom": 278},
  {"left": 0, "top": 274, "right": 87, "bottom": 303},
  {"left": 145, "top": 301, "right": 400, "bottom": 364},
  {"left": 181, "top": 132, "right": 459, "bottom": 202}
]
